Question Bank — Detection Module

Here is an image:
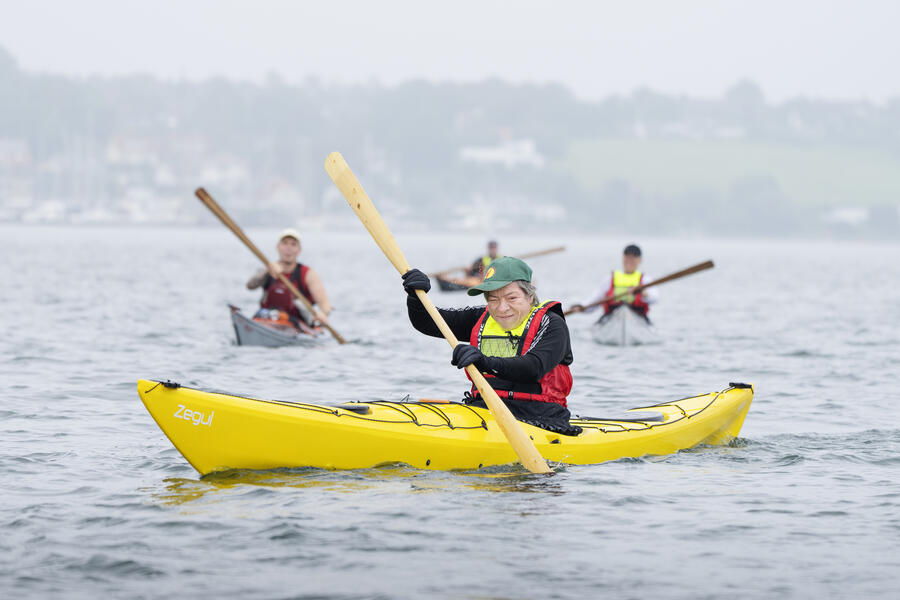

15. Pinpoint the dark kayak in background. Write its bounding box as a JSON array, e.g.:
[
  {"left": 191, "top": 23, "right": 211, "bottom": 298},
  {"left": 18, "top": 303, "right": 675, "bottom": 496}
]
[
  {"left": 432, "top": 246, "right": 567, "bottom": 292},
  {"left": 435, "top": 274, "right": 480, "bottom": 292}
]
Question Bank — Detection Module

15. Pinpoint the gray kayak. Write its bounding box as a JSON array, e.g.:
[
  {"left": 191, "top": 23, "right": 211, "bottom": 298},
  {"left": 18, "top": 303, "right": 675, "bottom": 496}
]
[
  {"left": 592, "top": 305, "right": 659, "bottom": 346},
  {"left": 230, "top": 305, "right": 325, "bottom": 347}
]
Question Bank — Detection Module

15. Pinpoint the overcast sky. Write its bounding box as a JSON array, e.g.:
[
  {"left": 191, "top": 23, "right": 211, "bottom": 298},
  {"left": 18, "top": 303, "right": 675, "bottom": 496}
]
[{"left": 1, "top": 0, "right": 898, "bottom": 103}]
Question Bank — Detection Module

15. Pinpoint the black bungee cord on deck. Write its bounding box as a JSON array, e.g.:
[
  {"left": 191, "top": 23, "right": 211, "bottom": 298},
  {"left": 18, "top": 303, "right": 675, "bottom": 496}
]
[{"left": 142, "top": 381, "right": 489, "bottom": 430}]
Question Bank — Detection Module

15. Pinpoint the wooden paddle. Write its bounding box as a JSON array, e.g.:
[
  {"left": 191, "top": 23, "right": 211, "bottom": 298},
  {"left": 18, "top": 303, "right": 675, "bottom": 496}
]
[
  {"left": 431, "top": 245, "right": 566, "bottom": 278},
  {"left": 565, "top": 260, "right": 715, "bottom": 316},
  {"left": 195, "top": 187, "right": 347, "bottom": 344},
  {"left": 324, "top": 152, "right": 552, "bottom": 474}
]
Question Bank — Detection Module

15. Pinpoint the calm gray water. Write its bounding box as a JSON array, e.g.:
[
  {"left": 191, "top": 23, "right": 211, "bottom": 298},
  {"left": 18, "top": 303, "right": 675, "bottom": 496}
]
[{"left": 2, "top": 224, "right": 899, "bottom": 599}]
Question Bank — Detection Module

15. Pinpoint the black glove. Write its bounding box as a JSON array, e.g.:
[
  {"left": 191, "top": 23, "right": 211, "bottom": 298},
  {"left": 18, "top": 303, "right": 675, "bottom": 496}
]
[
  {"left": 451, "top": 344, "right": 487, "bottom": 370},
  {"left": 402, "top": 268, "right": 431, "bottom": 296}
]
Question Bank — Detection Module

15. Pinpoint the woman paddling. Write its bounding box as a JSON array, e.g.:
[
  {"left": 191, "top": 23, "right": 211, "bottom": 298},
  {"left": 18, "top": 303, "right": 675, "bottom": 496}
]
[{"left": 402, "top": 257, "right": 581, "bottom": 435}]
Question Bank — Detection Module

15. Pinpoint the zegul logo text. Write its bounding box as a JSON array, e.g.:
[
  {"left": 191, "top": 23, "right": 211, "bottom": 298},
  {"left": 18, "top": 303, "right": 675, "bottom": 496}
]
[{"left": 173, "top": 404, "right": 214, "bottom": 427}]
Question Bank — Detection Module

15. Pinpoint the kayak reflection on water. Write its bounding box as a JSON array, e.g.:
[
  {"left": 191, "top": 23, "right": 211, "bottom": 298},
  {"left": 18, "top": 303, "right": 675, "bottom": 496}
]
[{"left": 152, "top": 465, "right": 565, "bottom": 507}]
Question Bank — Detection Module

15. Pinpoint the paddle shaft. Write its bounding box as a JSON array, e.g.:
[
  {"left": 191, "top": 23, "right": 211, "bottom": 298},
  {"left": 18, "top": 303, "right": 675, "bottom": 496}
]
[
  {"left": 432, "top": 245, "right": 566, "bottom": 278},
  {"left": 564, "top": 260, "right": 715, "bottom": 316},
  {"left": 324, "top": 152, "right": 552, "bottom": 474},
  {"left": 194, "top": 188, "right": 347, "bottom": 344}
]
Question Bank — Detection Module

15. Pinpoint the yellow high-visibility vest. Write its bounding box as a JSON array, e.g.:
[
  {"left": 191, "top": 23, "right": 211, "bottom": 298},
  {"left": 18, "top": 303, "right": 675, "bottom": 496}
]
[
  {"left": 612, "top": 270, "right": 643, "bottom": 304},
  {"left": 481, "top": 254, "right": 503, "bottom": 270},
  {"left": 478, "top": 301, "right": 549, "bottom": 358}
]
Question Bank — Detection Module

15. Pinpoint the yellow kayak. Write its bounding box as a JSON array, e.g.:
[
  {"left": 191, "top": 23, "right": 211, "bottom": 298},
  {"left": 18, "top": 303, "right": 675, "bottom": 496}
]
[{"left": 137, "top": 379, "right": 753, "bottom": 475}]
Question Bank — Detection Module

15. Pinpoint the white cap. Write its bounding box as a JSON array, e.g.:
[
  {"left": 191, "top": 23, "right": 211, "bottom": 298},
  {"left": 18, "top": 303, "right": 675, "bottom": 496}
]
[{"left": 278, "top": 228, "right": 301, "bottom": 242}]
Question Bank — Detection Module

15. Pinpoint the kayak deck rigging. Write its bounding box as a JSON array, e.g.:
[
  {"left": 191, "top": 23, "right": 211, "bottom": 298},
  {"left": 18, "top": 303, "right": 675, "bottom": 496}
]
[{"left": 143, "top": 380, "right": 709, "bottom": 432}]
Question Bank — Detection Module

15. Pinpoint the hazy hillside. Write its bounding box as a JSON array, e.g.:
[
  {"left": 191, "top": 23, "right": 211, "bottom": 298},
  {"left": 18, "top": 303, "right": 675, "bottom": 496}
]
[{"left": 1, "top": 46, "right": 898, "bottom": 237}]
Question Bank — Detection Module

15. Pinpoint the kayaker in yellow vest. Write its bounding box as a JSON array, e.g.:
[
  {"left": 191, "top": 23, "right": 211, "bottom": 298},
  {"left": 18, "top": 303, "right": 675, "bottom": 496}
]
[
  {"left": 467, "top": 240, "right": 501, "bottom": 276},
  {"left": 402, "top": 257, "right": 581, "bottom": 435},
  {"left": 570, "top": 244, "right": 657, "bottom": 319},
  {"left": 246, "top": 228, "right": 333, "bottom": 327}
]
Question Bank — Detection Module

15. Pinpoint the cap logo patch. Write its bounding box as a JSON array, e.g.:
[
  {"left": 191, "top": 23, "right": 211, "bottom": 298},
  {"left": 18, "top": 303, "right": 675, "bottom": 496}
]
[{"left": 483, "top": 266, "right": 496, "bottom": 280}]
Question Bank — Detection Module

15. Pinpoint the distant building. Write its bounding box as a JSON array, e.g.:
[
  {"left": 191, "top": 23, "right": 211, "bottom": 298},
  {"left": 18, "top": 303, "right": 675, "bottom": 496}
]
[
  {"left": 0, "top": 138, "right": 31, "bottom": 167},
  {"left": 822, "top": 207, "right": 869, "bottom": 226},
  {"left": 459, "top": 139, "right": 545, "bottom": 169}
]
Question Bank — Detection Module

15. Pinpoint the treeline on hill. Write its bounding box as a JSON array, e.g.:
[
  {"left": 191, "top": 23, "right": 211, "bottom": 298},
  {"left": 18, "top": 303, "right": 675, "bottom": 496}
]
[{"left": 1, "top": 46, "right": 899, "bottom": 235}]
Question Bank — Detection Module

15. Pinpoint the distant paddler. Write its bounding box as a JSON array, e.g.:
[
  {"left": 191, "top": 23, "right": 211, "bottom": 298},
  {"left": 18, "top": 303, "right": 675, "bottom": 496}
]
[
  {"left": 467, "top": 239, "right": 501, "bottom": 277},
  {"left": 569, "top": 244, "right": 657, "bottom": 320},
  {"left": 433, "top": 243, "right": 565, "bottom": 292},
  {"left": 246, "top": 228, "right": 333, "bottom": 329},
  {"left": 402, "top": 257, "right": 581, "bottom": 435}
]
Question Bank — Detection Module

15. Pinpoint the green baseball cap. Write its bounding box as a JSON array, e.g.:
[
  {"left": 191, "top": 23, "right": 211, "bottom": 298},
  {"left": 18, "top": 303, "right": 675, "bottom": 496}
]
[{"left": 467, "top": 256, "right": 533, "bottom": 296}]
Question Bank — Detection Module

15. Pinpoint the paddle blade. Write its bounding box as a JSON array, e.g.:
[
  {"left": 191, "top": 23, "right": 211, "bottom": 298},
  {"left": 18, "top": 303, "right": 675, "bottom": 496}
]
[
  {"left": 325, "top": 152, "right": 411, "bottom": 275},
  {"left": 644, "top": 260, "right": 714, "bottom": 288}
]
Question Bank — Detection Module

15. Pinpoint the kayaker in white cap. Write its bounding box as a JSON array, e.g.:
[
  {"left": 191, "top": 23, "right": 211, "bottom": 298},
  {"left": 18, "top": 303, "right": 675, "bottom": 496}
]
[
  {"left": 401, "top": 257, "right": 581, "bottom": 435},
  {"left": 246, "top": 228, "right": 333, "bottom": 327}
]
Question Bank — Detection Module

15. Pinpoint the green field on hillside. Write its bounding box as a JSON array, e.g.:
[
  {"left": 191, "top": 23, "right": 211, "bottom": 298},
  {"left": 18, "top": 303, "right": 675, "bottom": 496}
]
[{"left": 555, "top": 140, "right": 900, "bottom": 206}]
